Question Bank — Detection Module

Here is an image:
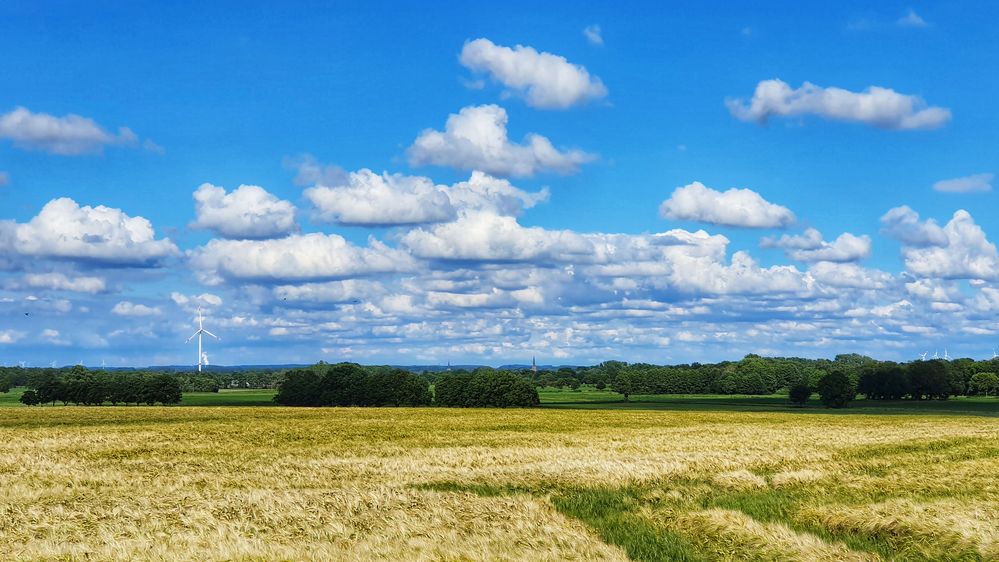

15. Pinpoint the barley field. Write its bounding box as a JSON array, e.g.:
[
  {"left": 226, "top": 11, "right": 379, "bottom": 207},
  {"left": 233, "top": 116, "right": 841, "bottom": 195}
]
[{"left": 0, "top": 406, "right": 997, "bottom": 561}]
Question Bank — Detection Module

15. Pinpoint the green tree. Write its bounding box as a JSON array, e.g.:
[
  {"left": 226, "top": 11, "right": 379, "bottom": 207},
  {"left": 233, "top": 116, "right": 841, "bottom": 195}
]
[
  {"left": 970, "top": 372, "right": 999, "bottom": 396},
  {"left": 274, "top": 369, "right": 321, "bottom": 406},
  {"left": 908, "top": 360, "right": 951, "bottom": 400},
  {"left": 612, "top": 371, "right": 635, "bottom": 402},
  {"left": 19, "top": 389, "right": 40, "bottom": 406},
  {"left": 788, "top": 383, "right": 811, "bottom": 407},
  {"left": 817, "top": 370, "right": 856, "bottom": 408},
  {"left": 434, "top": 373, "right": 473, "bottom": 407}
]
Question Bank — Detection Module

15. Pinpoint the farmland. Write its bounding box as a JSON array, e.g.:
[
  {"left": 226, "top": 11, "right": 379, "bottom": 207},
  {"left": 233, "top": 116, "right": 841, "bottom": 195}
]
[{"left": 0, "top": 404, "right": 997, "bottom": 560}]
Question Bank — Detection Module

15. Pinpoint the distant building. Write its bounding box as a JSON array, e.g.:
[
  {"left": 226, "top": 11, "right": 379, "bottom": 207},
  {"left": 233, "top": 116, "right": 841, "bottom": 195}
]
[{"left": 531, "top": 356, "right": 538, "bottom": 374}]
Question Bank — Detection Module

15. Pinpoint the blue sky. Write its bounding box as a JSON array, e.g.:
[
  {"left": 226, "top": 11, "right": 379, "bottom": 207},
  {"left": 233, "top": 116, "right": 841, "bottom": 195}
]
[{"left": 2, "top": 1, "right": 998, "bottom": 367}]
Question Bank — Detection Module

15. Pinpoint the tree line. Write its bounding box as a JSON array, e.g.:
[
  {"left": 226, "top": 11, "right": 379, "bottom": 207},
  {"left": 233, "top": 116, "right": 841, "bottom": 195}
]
[
  {"left": 558, "top": 354, "right": 999, "bottom": 401},
  {"left": 17, "top": 366, "right": 182, "bottom": 406},
  {"left": 274, "top": 363, "right": 540, "bottom": 408},
  {"left": 0, "top": 365, "right": 285, "bottom": 393}
]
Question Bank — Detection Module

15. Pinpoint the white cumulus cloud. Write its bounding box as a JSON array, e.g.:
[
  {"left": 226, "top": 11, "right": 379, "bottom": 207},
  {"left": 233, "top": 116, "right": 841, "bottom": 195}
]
[
  {"left": 895, "top": 209, "right": 999, "bottom": 281},
  {"left": 112, "top": 301, "right": 162, "bottom": 316},
  {"left": 459, "top": 38, "right": 607, "bottom": 109},
  {"left": 402, "top": 211, "right": 592, "bottom": 262},
  {"left": 0, "top": 198, "right": 178, "bottom": 266},
  {"left": 932, "top": 173, "right": 993, "bottom": 193},
  {"left": 0, "top": 106, "right": 139, "bottom": 155},
  {"left": 191, "top": 183, "right": 297, "bottom": 239},
  {"left": 762, "top": 228, "right": 871, "bottom": 262},
  {"left": 407, "top": 104, "right": 594, "bottom": 177},
  {"left": 24, "top": 273, "right": 106, "bottom": 293},
  {"left": 808, "top": 262, "right": 892, "bottom": 289},
  {"left": 305, "top": 170, "right": 454, "bottom": 226},
  {"left": 727, "top": 79, "right": 951, "bottom": 130},
  {"left": 305, "top": 169, "right": 547, "bottom": 226},
  {"left": 880, "top": 205, "right": 948, "bottom": 247},
  {"left": 659, "top": 181, "right": 795, "bottom": 228},
  {"left": 189, "top": 233, "right": 417, "bottom": 284}
]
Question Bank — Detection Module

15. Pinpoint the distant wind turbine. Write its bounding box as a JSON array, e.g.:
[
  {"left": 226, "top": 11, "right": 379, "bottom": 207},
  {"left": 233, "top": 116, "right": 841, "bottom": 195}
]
[
  {"left": 992, "top": 348, "right": 998, "bottom": 359},
  {"left": 943, "top": 348, "right": 950, "bottom": 361},
  {"left": 186, "top": 306, "right": 219, "bottom": 372},
  {"left": 919, "top": 352, "right": 928, "bottom": 361},
  {"left": 933, "top": 350, "right": 939, "bottom": 359}
]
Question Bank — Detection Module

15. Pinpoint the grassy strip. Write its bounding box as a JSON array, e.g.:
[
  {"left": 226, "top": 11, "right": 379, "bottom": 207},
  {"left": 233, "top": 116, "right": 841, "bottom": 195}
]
[
  {"left": 420, "top": 481, "right": 704, "bottom": 561},
  {"left": 707, "top": 489, "right": 896, "bottom": 559},
  {"left": 551, "top": 488, "right": 706, "bottom": 562}
]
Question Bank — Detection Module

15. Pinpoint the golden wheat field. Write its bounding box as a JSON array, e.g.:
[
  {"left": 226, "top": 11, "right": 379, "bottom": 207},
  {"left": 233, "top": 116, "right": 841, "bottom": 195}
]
[{"left": 0, "top": 406, "right": 997, "bottom": 561}]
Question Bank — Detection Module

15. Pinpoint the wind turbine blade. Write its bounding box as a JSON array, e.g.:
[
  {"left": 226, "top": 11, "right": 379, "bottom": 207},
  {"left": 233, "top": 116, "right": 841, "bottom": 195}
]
[
  {"left": 186, "top": 331, "right": 200, "bottom": 343},
  {"left": 203, "top": 329, "right": 219, "bottom": 339}
]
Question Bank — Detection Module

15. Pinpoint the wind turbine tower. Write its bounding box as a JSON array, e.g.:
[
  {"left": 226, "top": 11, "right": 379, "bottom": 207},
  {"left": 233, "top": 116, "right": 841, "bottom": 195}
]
[{"left": 186, "top": 307, "right": 219, "bottom": 372}]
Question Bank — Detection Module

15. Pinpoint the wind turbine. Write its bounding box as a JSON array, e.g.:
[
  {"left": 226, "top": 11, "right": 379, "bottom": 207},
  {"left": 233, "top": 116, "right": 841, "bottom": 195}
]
[
  {"left": 943, "top": 348, "right": 950, "bottom": 361},
  {"left": 919, "top": 352, "right": 928, "bottom": 361},
  {"left": 992, "top": 348, "right": 998, "bottom": 359},
  {"left": 186, "top": 307, "right": 219, "bottom": 372},
  {"left": 933, "top": 350, "right": 939, "bottom": 359}
]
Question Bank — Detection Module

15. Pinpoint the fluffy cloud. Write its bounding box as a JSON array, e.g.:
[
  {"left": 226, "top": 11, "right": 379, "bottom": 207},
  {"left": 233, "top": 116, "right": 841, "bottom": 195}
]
[
  {"left": 191, "top": 183, "right": 297, "bottom": 239},
  {"left": 667, "top": 250, "right": 810, "bottom": 296},
  {"left": 0, "top": 198, "right": 178, "bottom": 266},
  {"left": 24, "top": 273, "right": 106, "bottom": 293},
  {"left": 403, "top": 211, "right": 591, "bottom": 262},
  {"left": 659, "top": 182, "right": 795, "bottom": 228},
  {"left": 112, "top": 301, "right": 162, "bottom": 316},
  {"left": 305, "top": 170, "right": 453, "bottom": 226},
  {"left": 583, "top": 25, "right": 603, "bottom": 46},
  {"left": 459, "top": 38, "right": 607, "bottom": 109},
  {"left": 932, "top": 173, "right": 993, "bottom": 194},
  {"left": 880, "top": 206, "right": 948, "bottom": 247},
  {"left": 170, "top": 292, "right": 223, "bottom": 308},
  {"left": 408, "top": 105, "right": 594, "bottom": 177},
  {"left": 727, "top": 80, "right": 951, "bottom": 130},
  {"left": 189, "top": 233, "right": 417, "bottom": 284},
  {"left": 305, "top": 169, "right": 547, "bottom": 226},
  {"left": 762, "top": 228, "right": 871, "bottom": 262},
  {"left": 0, "top": 106, "right": 138, "bottom": 155},
  {"left": 274, "top": 280, "right": 381, "bottom": 304},
  {"left": 808, "top": 262, "right": 892, "bottom": 289},
  {"left": 894, "top": 209, "right": 999, "bottom": 280}
]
